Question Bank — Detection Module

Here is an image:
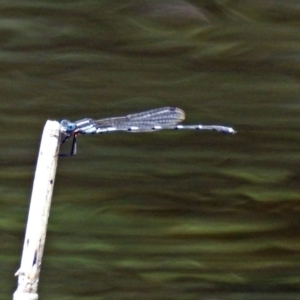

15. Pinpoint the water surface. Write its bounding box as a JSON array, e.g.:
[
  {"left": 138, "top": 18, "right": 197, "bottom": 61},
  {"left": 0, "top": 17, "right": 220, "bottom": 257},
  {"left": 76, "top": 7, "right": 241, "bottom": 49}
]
[{"left": 1, "top": 1, "right": 300, "bottom": 299}]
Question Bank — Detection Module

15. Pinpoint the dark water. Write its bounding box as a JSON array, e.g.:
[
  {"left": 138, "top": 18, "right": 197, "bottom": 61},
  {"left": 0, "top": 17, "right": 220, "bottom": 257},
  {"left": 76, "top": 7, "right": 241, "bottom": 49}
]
[{"left": 1, "top": 1, "right": 300, "bottom": 299}]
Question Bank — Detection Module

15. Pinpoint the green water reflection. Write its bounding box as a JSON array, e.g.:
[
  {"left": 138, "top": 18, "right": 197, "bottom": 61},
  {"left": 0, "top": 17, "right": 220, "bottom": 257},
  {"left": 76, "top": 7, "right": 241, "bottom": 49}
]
[{"left": 1, "top": 1, "right": 300, "bottom": 299}]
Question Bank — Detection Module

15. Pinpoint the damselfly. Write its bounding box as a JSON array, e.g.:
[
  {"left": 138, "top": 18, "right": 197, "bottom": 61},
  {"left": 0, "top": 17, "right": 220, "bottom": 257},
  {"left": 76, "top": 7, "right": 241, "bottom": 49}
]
[{"left": 60, "top": 107, "right": 236, "bottom": 156}]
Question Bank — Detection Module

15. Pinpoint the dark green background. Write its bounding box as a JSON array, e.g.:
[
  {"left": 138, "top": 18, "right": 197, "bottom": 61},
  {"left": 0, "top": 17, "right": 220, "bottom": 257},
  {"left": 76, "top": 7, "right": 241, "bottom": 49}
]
[{"left": 1, "top": 1, "right": 300, "bottom": 299}]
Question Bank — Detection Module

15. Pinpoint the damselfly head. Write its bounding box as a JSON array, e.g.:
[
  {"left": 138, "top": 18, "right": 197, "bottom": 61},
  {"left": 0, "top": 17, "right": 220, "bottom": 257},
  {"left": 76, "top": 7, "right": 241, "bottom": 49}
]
[{"left": 60, "top": 119, "right": 77, "bottom": 133}]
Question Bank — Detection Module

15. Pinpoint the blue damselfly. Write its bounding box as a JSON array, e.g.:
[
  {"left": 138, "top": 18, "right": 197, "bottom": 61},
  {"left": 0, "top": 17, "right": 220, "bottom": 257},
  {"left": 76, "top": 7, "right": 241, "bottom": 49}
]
[{"left": 60, "top": 107, "right": 236, "bottom": 156}]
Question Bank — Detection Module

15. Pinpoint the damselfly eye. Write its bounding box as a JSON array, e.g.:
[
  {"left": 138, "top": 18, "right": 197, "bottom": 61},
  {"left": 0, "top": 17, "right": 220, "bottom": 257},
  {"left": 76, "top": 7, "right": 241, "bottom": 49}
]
[
  {"left": 67, "top": 124, "right": 76, "bottom": 131},
  {"left": 60, "top": 119, "right": 76, "bottom": 132}
]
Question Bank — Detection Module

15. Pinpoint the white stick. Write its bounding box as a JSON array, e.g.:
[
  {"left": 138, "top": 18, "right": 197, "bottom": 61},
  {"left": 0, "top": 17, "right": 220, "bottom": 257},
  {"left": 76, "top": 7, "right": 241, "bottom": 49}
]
[{"left": 13, "top": 120, "right": 61, "bottom": 300}]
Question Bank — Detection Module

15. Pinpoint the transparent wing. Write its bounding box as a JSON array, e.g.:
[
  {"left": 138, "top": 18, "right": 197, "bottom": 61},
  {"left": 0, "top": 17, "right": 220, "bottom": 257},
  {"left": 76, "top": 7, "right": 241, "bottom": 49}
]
[{"left": 95, "top": 107, "right": 185, "bottom": 130}]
